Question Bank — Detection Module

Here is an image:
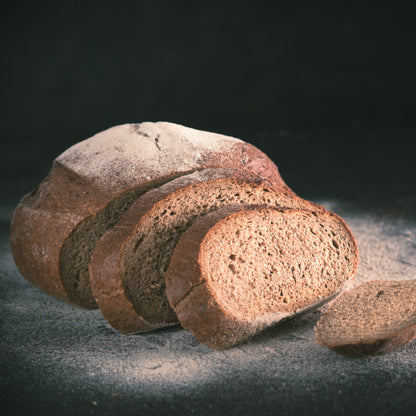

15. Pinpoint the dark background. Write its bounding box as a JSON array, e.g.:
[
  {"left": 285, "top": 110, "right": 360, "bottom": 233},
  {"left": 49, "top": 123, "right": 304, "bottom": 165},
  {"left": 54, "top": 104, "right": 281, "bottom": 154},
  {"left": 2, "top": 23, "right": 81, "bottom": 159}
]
[
  {"left": 1, "top": 0, "right": 416, "bottom": 209},
  {"left": 2, "top": 0, "right": 416, "bottom": 136}
]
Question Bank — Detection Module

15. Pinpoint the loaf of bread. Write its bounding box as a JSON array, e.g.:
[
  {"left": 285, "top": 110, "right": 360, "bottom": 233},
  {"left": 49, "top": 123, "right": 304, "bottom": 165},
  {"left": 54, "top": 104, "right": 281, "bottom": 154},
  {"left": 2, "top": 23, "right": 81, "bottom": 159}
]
[
  {"left": 165, "top": 205, "right": 359, "bottom": 349},
  {"left": 11, "top": 121, "right": 364, "bottom": 352},
  {"left": 10, "top": 122, "right": 288, "bottom": 309},
  {"left": 89, "top": 168, "right": 324, "bottom": 334},
  {"left": 315, "top": 280, "right": 416, "bottom": 357}
]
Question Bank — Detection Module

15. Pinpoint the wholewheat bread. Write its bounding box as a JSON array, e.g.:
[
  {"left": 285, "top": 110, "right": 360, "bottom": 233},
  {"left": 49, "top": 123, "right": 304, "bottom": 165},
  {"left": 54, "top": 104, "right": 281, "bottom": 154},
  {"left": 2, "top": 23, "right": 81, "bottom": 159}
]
[
  {"left": 165, "top": 205, "right": 358, "bottom": 350},
  {"left": 89, "top": 168, "right": 324, "bottom": 334},
  {"left": 315, "top": 279, "right": 416, "bottom": 357},
  {"left": 9, "top": 122, "right": 287, "bottom": 309}
]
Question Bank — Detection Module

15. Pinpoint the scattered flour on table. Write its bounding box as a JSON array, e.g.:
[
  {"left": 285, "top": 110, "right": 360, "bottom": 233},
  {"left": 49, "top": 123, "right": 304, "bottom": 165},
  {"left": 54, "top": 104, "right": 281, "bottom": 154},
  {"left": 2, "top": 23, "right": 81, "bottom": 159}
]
[
  {"left": 317, "top": 199, "right": 416, "bottom": 284},
  {"left": 1, "top": 199, "right": 416, "bottom": 395}
]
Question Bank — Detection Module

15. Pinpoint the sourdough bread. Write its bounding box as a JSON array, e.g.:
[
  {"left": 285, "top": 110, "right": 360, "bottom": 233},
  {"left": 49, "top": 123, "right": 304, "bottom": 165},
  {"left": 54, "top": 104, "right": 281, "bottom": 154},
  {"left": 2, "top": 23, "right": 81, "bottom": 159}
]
[
  {"left": 89, "top": 168, "right": 324, "bottom": 334},
  {"left": 315, "top": 279, "right": 416, "bottom": 357},
  {"left": 10, "top": 122, "right": 287, "bottom": 308},
  {"left": 165, "top": 205, "right": 358, "bottom": 350}
]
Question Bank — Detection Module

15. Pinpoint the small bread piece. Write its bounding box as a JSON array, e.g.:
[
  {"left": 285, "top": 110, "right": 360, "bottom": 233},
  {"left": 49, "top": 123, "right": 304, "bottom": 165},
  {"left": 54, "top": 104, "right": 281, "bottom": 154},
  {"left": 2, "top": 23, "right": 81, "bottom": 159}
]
[
  {"left": 9, "top": 122, "right": 287, "bottom": 309},
  {"left": 90, "top": 169, "right": 324, "bottom": 334},
  {"left": 166, "top": 205, "right": 358, "bottom": 350},
  {"left": 315, "top": 280, "right": 416, "bottom": 357}
]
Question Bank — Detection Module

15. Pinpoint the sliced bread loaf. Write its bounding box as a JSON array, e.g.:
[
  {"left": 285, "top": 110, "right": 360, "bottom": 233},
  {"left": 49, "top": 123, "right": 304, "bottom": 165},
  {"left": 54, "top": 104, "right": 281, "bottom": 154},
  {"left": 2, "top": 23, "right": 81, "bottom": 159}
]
[
  {"left": 165, "top": 205, "right": 358, "bottom": 350},
  {"left": 89, "top": 168, "right": 324, "bottom": 334},
  {"left": 9, "top": 122, "right": 287, "bottom": 309},
  {"left": 315, "top": 279, "right": 416, "bottom": 357}
]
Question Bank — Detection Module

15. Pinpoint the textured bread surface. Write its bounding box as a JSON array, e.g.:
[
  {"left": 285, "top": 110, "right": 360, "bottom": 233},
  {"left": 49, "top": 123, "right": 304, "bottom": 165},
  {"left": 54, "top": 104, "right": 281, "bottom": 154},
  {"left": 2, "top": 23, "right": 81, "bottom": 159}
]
[
  {"left": 166, "top": 206, "right": 358, "bottom": 350},
  {"left": 315, "top": 279, "right": 416, "bottom": 357},
  {"left": 10, "top": 122, "right": 286, "bottom": 308},
  {"left": 90, "top": 168, "right": 323, "bottom": 334}
]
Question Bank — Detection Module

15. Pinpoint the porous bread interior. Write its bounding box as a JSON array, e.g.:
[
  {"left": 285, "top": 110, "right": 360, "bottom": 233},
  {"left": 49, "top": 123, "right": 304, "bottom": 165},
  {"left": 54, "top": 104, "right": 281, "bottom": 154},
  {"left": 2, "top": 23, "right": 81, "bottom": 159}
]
[
  {"left": 121, "top": 180, "right": 318, "bottom": 324},
  {"left": 59, "top": 173, "right": 190, "bottom": 309},
  {"left": 316, "top": 280, "right": 416, "bottom": 346},
  {"left": 201, "top": 209, "right": 358, "bottom": 324}
]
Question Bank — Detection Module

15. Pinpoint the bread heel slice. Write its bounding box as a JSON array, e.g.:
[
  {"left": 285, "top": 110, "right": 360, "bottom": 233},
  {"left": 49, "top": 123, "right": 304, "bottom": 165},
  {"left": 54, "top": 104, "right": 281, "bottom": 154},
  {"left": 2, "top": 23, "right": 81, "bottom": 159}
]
[
  {"left": 166, "top": 205, "right": 359, "bottom": 350},
  {"left": 315, "top": 279, "right": 416, "bottom": 357}
]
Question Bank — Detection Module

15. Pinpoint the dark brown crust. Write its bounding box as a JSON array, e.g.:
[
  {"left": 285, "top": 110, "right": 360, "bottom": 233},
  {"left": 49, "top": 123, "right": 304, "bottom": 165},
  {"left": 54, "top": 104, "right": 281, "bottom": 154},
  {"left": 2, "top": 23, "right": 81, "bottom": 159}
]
[
  {"left": 9, "top": 162, "right": 104, "bottom": 302},
  {"left": 89, "top": 170, "right": 317, "bottom": 334},
  {"left": 174, "top": 283, "right": 259, "bottom": 350},
  {"left": 9, "top": 128, "right": 286, "bottom": 307},
  {"left": 165, "top": 206, "right": 358, "bottom": 350}
]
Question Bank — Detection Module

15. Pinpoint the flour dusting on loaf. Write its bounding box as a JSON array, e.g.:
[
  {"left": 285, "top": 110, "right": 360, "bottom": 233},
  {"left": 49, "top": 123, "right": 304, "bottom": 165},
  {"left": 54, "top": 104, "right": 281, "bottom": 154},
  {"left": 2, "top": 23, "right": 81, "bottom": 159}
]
[{"left": 57, "top": 122, "right": 245, "bottom": 189}]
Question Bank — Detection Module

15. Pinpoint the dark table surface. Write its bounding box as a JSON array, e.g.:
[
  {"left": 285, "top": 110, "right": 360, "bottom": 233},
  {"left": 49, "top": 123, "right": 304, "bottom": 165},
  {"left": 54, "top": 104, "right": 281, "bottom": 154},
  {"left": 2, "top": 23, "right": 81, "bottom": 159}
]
[{"left": 1, "top": 129, "right": 416, "bottom": 416}]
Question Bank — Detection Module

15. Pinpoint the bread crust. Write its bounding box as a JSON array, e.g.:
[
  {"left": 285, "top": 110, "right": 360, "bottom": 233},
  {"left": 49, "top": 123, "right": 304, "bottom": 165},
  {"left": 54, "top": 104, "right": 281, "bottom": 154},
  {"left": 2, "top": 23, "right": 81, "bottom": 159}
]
[
  {"left": 328, "top": 322, "right": 416, "bottom": 357},
  {"left": 90, "top": 169, "right": 320, "bottom": 334},
  {"left": 166, "top": 206, "right": 359, "bottom": 350},
  {"left": 10, "top": 122, "right": 286, "bottom": 307}
]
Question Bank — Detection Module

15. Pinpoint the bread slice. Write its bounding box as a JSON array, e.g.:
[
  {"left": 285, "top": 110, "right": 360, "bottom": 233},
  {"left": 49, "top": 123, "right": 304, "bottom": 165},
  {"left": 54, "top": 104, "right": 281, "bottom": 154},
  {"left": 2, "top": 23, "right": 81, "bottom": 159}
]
[
  {"left": 315, "top": 280, "right": 416, "bottom": 357},
  {"left": 9, "top": 122, "right": 287, "bottom": 309},
  {"left": 89, "top": 168, "right": 324, "bottom": 334},
  {"left": 165, "top": 205, "right": 358, "bottom": 350}
]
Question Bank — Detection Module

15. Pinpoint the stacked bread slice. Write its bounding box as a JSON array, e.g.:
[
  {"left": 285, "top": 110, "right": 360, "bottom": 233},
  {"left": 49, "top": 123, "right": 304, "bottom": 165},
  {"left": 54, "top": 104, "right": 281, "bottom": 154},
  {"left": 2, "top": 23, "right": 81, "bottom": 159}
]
[{"left": 10, "top": 122, "right": 359, "bottom": 349}]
